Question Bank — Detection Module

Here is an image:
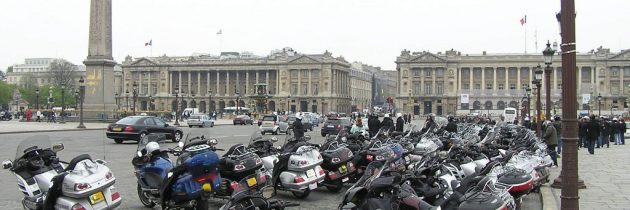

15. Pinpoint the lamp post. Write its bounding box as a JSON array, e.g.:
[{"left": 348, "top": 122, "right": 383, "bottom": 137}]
[
  {"left": 77, "top": 77, "right": 85, "bottom": 128},
  {"left": 287, "top": 95, "right": 291, "bottom": 114},
  {"left": 208, "top": 90, "right": 213, "bottom": 114},
  {"left": 48, "top": 86, "right": 53, "bottom": 110},
  {"left": 59, "top": 84, "right": 66, "bottom": 124},
  {"left": 115, "top": 92, "right": 119, "bottom": 111},
  {"left": 543, "top": 40, "right": 556, "bottom": 120},
  {"left": 526, "top": 87, "right": 532, "bottom": 119},
  {"left": 132, "top": 81, "right": 138, "bottom": 115},
  {"left": 35, "top": 87, "right": 40, "bottom": 111},
  {"left": 174, "top": 87, "right": 180, "bottom": 126},
  {"left": 74, "top": 90, "right": 79, "bottom": 109},
  {"left": 598, "top": 94, "right": 602, "bottom": 116},
  {"left": 534, "top": 65, "right": 543, "bottom": 137}
]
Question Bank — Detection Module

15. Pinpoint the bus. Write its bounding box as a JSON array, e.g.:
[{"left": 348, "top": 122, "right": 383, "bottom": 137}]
[
  {"left": 503, "top": 108, "right": 517, "bottom": 123},
  {"left": 223, "top": 106, "right": 251, "bottom": 115}
]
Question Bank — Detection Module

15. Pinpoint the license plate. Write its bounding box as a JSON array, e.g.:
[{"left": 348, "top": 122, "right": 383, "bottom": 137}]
[
  {"left": 112, "top": 127, "right": 122, "bottom": 132},
  {"left": 89, "top": 191, "right": 105, "bottom": 205},
  {"left": 309, "top": 183, "right": 317, "bottom": 190},
  {"left": 327, "top": 125, "right": 334, "bottom": 128},
  {"left": 342, "top": 177, "right": 349, "bottom": 183},
  {"left": 247, "top": 177, "right": 257, "bottom": 187},
  {"left": 306, "top": 169, "right": 316, "bottom": 178},
  {"left": 339, "top": 165, "right": 348, "bottom": 174}
]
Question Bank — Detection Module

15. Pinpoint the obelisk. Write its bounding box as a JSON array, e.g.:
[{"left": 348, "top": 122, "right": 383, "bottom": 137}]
[{"left": 83, "top": 0, "right": 117, "bottom": 119}]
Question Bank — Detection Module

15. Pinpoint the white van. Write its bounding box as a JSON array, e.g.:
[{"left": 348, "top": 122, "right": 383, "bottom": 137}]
[{"left": 502, "top": 108, "right": 517, "bottom": 123}]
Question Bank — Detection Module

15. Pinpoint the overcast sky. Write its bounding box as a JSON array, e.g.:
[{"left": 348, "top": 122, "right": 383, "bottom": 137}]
[{"left": 1, "top": 0, "right": 628, "bottom": 71}]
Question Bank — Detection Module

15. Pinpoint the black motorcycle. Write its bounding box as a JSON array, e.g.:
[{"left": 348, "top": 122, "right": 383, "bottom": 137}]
[{"left": 320, "top": 133, "right": 357, "bottom": 192}]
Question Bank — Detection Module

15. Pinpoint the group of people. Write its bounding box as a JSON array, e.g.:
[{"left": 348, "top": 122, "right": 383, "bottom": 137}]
[
  {"left": 578, "top": 115, "right": 626, "bottom": 155},
  {"left": 2, "top": 109, "right": 64, "bottom": 123}
]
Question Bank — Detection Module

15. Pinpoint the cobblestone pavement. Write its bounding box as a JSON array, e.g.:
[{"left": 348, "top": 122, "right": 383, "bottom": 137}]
[{"left": 548, "top": 143, "right": 630, "bottom": 210}]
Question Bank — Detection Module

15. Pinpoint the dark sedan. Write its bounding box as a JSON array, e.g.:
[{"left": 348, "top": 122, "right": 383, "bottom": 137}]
[
  {"left": 233, "top": 115, "right": 254, "bottom": 125},
  {"left": 321, "top": 117, "right": 352, "bottom": 137},
  {"left": 106, "top": 116, "right": 183, "bottom": 144}
]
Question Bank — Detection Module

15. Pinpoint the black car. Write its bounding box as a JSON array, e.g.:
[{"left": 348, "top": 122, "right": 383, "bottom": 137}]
[
  {"left": 233, "top": 115, "right": 254, "bottom": 125},
  {"left": 106, "top": 116, "right": 183, "bottom": 144},
  {"left": 321, "top": 117, "right": 352, "bottom": 137}
]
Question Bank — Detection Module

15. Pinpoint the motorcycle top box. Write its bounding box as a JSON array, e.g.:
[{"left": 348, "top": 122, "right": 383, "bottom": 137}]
[{"left": 220, "top": 144, "right": 264, "bottom": 180}]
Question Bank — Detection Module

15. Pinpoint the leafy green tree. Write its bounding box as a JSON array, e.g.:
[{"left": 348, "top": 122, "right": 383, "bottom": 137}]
[
  {"left": 0, "top": 81, "right": 15, "bottom": 106},
  {"left": 24, "top": 86, "right": 77, "bottom": 109}
]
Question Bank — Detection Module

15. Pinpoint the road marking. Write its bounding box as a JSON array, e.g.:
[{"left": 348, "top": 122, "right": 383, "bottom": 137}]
[
  {"left": 233, "top": 135, "right": 250, "bottom": 137},
  {"left": 210, "top": 136, "right": 228, "bottom": 138}
]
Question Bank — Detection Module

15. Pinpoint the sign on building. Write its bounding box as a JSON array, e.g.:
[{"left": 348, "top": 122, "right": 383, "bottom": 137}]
[{"left": 460, "top": 94, "right": 469, "bottom": 104}]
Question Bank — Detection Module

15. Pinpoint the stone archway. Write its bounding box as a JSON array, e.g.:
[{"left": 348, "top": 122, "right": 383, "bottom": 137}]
[
  {"left": 228, "top": 100, "right": 236, "bottom": 107},
  {"left": 497, "top": 101, "right": 506, "bottom": 110},
  {"left": 238, "top": 100, "right": 245, "bottom": 107},
  {"left": 484, "top": 101, "right": 493, "bottom": 110},
  {"left": 190, "top": 100, "right": 197, "bottom": 108},
  {"left": 219, "top": 101, "right": 226, "bottom": 111},
  {"left": 509, "top": 101, "right": 518, "bottom": 108},
  {"left": 210, "top": 101, "right": 216, "bottom": 112},
  {"left": 181, "top": 100, "right": 188, "bottom": 110},
  {"left": 473, "top": 101, "right": 481, "bottom": 110},
  {"left": 268, "top": 100, "right": 276, "bottom": 112},
  {"left": 199, "top": 101, "right": 206, "bottom": 113}
]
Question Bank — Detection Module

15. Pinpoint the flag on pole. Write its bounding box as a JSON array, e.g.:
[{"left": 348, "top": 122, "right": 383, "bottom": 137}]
[
  {"left": 520, "top": 15, "right": 527, "bottom": 26},
  {"left": 216, "top": 29, "right": 222, "bottom": 35},
  {"left": 145, "top": 39, "right": 152, "bottom": 46}
]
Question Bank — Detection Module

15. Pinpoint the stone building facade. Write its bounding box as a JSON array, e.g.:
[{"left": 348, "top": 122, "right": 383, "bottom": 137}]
[
  {"left": 350, "top": 62, "right": 374, "bottom": 112},
  {"left": 119, "top": 48, "right": 352, "bottom": 114},
  {"left": 395, "top": 47, "right": 630, "bottom": 116},
  {"left": 6, "top": 58, "right": 86, "bottom": 88}
]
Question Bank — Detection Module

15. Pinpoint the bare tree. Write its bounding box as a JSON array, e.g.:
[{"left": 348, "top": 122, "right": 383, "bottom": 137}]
[
  {"left": 48, "top": 59, "right": 78, "bottom": 88},
  {"left": 19, "top": 73, "right": 38, "bottom": 89}
]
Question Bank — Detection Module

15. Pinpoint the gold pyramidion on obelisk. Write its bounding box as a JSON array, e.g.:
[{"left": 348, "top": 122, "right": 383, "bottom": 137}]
[{"left": 83, "top": 0, "right": 117, "bottom": 119}]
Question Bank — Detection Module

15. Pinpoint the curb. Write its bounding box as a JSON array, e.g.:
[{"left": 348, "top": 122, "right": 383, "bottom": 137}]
[
  {"left": 0, "top": 128, "right": 108, "bottom": 135},
  {"left": 541, "top": 185, "right": 560, "bottom": 210}
]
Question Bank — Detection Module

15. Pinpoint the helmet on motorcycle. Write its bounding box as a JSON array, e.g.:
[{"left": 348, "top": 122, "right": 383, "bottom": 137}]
[
  {"left": 296, "top": 112, "right": 303, "bottom": 120},
  {"left": 146, "top": 142, "right": 160, "bottom": 154},
  {"left": 396, "top": 113, "right": 402, "bottom": 118},
  {"left": 384, "top": 113, "right": 390, "bottom": 118}
]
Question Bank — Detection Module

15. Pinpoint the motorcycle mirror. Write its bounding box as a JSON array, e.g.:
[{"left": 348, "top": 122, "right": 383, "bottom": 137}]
[
  {"left": 137, "top": 151, "right": 143, "bottom": 157},
  {"left": 52, "top": 143, "right": 64, "bottom": 152},
  {"left": 261, "top": 186, "right": 276, "bottom": 199},
  {"left": 178, "top": 141, "right": 184, "bottom": 148},
  {"left": 208, "top": 138, "right": 218, "bottom": 145},
  {"left": 2, "top": 160, "right": 12, "bottom": 169},
  {"left": 271, "top": 137, "right": 278, "bottom": 142}
]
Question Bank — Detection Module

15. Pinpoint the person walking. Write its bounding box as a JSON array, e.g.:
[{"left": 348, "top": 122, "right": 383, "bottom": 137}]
[
  {"left": 368, "top": 113, "right": 381, "bottom": 138},
  {"left": 603, "top": 119, "right": 612, "bottom": 148},
  {"left": 586, "top": 116, "right": 600, "bottom": 154},
  {"left": 395, "top": 113, "right": 404, "bottom": 132},
  {"left": 543, "top": 120, "right": 558, "bottom": 167},
  {"left": 620, "top": 119, "right": 626, "bottom": 145},
  {"left": 381, "top": 113, "right": 395, "bottom": 132},
  {"left": 553, "top": 116, "right": 562, "bottom": 157},
  {"left": 293, "top": 112, "right": 305, "bottom": 140}
]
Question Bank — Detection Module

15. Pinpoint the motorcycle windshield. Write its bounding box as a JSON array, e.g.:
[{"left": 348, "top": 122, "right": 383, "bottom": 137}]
[
  {"left": 249, "top": 129, "right": 267, "bottom": 145},
  {"left": 182, "top": 128, "right": 214, "bottom": 150},
  {"left": 15, "top": 135, "right": 52, "bottom": 161},
  {"left": 137, "top": 133, "right": 167, "bottom": 152}
]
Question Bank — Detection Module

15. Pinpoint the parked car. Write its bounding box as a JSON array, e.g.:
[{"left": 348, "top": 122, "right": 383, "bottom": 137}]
[
  {"left": 260, "top": 114, "right": 290, "bottom": 135},
  {"left": 186, "top": 114, "right": 215, "bottom": 128},
  {"left": 106, "top": 116, "right": 183, "bottom": 144},
  {"left": 233, "top": 115, "right": 254, "bottom": 125},
  {"left": 320, "top": 117, "right": 353, "bottom": 137},
  {"left": 287, "top": 114, "right": 313, "bottom": 132}
]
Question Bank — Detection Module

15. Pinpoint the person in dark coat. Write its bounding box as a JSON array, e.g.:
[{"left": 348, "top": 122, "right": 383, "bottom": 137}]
[
  {"left": 445, "top": 115, "right": 458, "bottom": 133},
  {"left": 585, "top": 115, "right": 600, "bottom": 154},
  {"left": 421, "top": 114, "right": 437, "bottom": 134},
  {"left": 553, "top": 116, "right": 562, "bottom": 155},
  {"left": 368, "top": 113, "right": 381, "bottom": 138},
  {"left": 395, "top": 113, "right": 405, "bottom": 132},
  {"left": 543, "top": 120, "right": 558, "bottom": 167},
  {"left": 578, "top": 117, "right": 587, "bottom": 148},
  {"left": 293, "top": 113, "right": 305, "bottom": 140},
  {"left": 620, "top": 119, "right": 627, "bottom": 145},
  {"left": 381, "top": 114, "right": 395, "bottom": 132}
]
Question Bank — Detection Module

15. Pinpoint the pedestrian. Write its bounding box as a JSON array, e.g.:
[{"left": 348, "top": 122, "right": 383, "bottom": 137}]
[
  {"left": 381, "top": 113, "right": 395, "bottom": 132},
  {"left": 51, "top": 112, "right": 57, "bottom": 123},
  {"left": 620, "top": 119, "right": 626, "bottom": 145},
  {"left": 368, "top": 113, "right": 381, "bottom": 138},
  {"left": 578, "top": 117, "right": 587, "bottom": 148},
  {"left": 543, "top": 120, "right": 558, "bottom": 167},
  {"left": 293, "top": 112, "right": 305, "bottom": 140},
  {"left": 36, "top": 110, "right": 41, "bottom": 122},
  {"left": 395, "top": 113, "right": 404, "bottom": 132},
  {"left": 601, "top": 119, "right": 611, "bottom": 148},
  {"left": 445, "top": 115, "right": 458, "bottom": 133},
  {"left": 523, "top": 117, "right": 531, "bottom": 130},
  {"left": 586, "top": 115, "right": 600, "bottom": 154},
  {"left": 612, "top": 118, "right": 621, "bottom": 145},
  {"left": 350, "top": 118, "right": 366, "bottom": 134}
]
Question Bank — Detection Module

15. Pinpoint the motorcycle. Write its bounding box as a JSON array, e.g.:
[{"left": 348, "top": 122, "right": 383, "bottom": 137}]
[
  {"left": 216, "top": 131, "right": 267, "bottom": 197},
  {"left": 1, "top": 111, "right": 13, "bottom": 121},
  {"left": 269, "top": 134, "right": 325, "bottom": 198},
  {"left": 132, "top": 133, "right": 178, "bottom": 208},
  {"left": 3, "top": 135, "right": 121, "bottom": 210},
  {"left": 319, "top": 132, "right": 357, "bottom": 192},
  {"left": 219, "top": 173, "right": 299, "bottom": 210},
  {"left": 158, "top": 129, "right": 223, "bottom": 209}
]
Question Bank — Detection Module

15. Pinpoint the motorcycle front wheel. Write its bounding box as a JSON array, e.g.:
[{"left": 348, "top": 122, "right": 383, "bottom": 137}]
[{"left": 137, "top": 184, "right": 156, "bottom": 208}]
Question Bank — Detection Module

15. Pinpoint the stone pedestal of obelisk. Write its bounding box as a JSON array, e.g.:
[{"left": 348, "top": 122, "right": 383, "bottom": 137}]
[{"left": 83, "top": 0, "right": 117, "bottom": 120}]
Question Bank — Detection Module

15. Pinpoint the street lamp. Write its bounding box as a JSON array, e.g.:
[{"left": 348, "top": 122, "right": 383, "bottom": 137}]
[
  {"left": 115, "top": 92, "right": 119, "bottom": 111},
  {"left": 125, "top": 90, "right": 130, "bottom": 112},
  {"left": 598, "top": 93, "right": 602, "bottom": 116},
  {"left": 174, "top": 87, "right": 180, "bottom": 126},
  {"left": 48, "top": 86, "right": 53, "bottom": 110},
  {"left": 287, "top": 95, "right": 291, "bottom": 114},
  {"left": 59, "top": 84, "right": 66, "bottom": 124},
  {"left": 543, "top": 40, "right": 556, "bottom": 120},
  {"left": 35, "top": 87, "right": 39, "bottom": 111},
  {"left": 132, "top": 81, "right": 138, "bottom": 115},
  {"left": 77, "top": 77, "right": 86, "bottom": 129},
  {"left": 534, "top": 65, "right": 543, "bottom": 137},
  {"left": 74, "top": 90, "right": 79, "bottom": 109}
]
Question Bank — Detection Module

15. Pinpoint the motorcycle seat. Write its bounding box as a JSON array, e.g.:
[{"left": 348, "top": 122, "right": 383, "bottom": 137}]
[{"left": 65, "top": 154, "right": 92, "bottom": 172}]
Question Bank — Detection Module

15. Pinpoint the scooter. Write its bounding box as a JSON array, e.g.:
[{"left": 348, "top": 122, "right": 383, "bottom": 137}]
[{"left": 3, "top": 135, "right": 121, "bottom": 210}]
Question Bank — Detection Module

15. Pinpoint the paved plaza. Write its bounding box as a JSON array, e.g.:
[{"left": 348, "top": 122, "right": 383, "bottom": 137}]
[{"left": 545, "top": 144, "right": 630, "bottom": 210}]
